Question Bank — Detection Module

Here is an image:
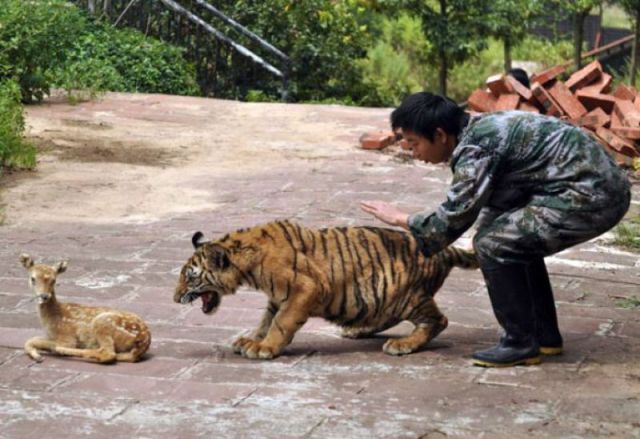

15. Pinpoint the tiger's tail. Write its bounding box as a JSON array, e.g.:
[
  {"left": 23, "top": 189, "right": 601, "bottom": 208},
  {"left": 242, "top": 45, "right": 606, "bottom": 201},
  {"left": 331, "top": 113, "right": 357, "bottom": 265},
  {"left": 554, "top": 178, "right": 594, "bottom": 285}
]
[{"left": 442, "top": 246, "right": 479, "bottom": 270}]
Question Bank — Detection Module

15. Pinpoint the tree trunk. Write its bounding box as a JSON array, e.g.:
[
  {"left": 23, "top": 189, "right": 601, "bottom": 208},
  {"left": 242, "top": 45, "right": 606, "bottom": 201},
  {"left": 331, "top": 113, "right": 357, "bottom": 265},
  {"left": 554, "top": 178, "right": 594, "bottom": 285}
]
[
  {"left": 504, "top": 37, "right": 512, "bottom": 73},
  {"left": 631, "top": 9, "right": 640, "bottom": 87},
  {"left": 573, "top": 11, "right": 586, "bottom": 70},
  {"left": 439, "top": 50, "right": 448, "bottom": 96},
  {"left": 438, "top": 0, "right": 447, "bottom": 96},
  {"left": 88, "top": 0, "right": 96, "bottom": 14}
]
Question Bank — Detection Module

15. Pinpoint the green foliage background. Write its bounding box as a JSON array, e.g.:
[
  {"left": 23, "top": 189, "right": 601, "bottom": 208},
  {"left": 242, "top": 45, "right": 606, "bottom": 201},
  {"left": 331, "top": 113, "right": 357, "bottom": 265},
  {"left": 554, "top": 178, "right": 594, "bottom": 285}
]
[
  {"left": 0, "top": 0, "right": 198, "bottom": 102},
  {"left": 0, "top": 79, "right": 35, "bottom": 174}
]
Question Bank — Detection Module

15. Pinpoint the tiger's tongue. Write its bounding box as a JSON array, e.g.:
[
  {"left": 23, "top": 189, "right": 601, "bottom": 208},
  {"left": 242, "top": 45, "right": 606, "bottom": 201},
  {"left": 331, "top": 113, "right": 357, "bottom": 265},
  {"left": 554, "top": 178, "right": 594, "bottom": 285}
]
[
  {"left": 200, "top": 292, "right": 218, "bottom": 313},
  {"left": 201, "top": 294, "right": 210, "bottom": 312}
]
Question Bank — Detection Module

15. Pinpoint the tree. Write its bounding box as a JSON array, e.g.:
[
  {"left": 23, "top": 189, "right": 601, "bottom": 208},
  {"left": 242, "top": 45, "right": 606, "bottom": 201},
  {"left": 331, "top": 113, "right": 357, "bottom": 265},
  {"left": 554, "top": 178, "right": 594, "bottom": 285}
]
[
  {"left": 553, "top": 0, "right": 603, "bottom": 69},
  {"left": 485, "top": 0, "right": 545, "bottom": 72},
  {"left": 618, "top": 0, "right": 640, "bottom": 86},
  {"left": 413, "top": 0, "right": 489, "bottom": 95}
]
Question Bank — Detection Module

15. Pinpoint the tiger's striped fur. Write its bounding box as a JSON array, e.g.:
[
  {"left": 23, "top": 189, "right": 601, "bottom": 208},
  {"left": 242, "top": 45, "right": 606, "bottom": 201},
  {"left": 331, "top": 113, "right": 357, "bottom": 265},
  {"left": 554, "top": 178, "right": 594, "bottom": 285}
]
[{"left": 174, "top": 220, "right": 478, "bottom": 359}]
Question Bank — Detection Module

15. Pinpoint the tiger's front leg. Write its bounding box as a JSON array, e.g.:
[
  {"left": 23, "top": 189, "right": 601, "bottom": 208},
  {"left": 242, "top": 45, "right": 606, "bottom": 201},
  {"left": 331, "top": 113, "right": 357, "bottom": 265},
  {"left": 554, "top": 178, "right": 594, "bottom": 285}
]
[
  {"left": 236, "top": 291, "right": 313, "bottom": 360},
  {"left": 232, "top": 301, "right": 277, "bottom": 354}
]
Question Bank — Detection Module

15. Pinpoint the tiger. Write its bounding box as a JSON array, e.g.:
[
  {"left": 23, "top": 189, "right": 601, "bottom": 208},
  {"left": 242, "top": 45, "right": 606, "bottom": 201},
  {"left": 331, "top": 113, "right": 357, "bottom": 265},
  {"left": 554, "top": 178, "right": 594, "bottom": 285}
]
[{"left": 173, "top": 220, "right": 478, "bottom": 359}]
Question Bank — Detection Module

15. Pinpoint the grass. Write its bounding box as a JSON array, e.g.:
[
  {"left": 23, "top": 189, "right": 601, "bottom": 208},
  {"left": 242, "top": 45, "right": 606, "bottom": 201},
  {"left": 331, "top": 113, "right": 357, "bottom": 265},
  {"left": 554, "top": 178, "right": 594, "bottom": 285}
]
[
  {"left": 602, "top": 4, "right": 632, "bottom": 29},
  {"left": 612, "top": 215, "right": 640, "bottom": 251},
  {"left": 616, "top": 295, "right": 640, "bottom": 309}
]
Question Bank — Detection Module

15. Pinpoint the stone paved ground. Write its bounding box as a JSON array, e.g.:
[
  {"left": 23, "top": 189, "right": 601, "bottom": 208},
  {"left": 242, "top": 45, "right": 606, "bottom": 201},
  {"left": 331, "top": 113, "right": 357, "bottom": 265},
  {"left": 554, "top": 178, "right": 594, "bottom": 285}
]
[{"left": 1, "top": 93, "right": 639, "bottom": 438}]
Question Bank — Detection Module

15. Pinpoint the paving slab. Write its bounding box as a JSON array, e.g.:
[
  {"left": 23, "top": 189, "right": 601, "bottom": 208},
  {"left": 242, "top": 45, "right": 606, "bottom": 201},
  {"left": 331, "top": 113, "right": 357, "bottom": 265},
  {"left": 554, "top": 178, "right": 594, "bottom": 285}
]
[{"left": 0, "top": 92, "right": 639, "bottom": 438}]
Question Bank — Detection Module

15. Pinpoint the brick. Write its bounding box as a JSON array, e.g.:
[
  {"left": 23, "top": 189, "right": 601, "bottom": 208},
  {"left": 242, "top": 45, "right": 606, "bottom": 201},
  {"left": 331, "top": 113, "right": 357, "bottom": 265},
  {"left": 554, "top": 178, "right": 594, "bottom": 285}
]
[
  {"left": 610, "top": 126, "right": 640, "bottom": 140},
  {"left": 494, "top": 93, "right": 520, "bottom": 111},
  {"left": 518, "top": 101, "right": 540, "bottom": 113},
  {"left": 566, "top": 60, "right": 603, "bottom": 91},
  {"left": 580, "top": 73, "right": 613, "bottom": 95},
  {"left": 611, "top": 108, "right": 623, "bottom": 129},
  {"left": 486, "top": 74, "right": 514, "bottom": 97},
  {"left": 548, "top": 81, "right": 588, "bottom": 119},
  {"left": 467, "top": 88, "right": 497, "bottom": 112},
  {"left": 595, "top": 127, "right": 639, "bottom": 157},
  {"left": 576, "top": 107, "right": 610, "bottom": 130},
  {"left": 613, "top": 99, "right": 640, "bottom": 127},
  {"left": 613, "top": 83, "right": 637, "bottom": 101},
  {"left": 531, "top": 83, "right": 564, "bottom": 117},
  {"left": 359, "top": 131, "right": 394, "bottom": 150},
  {"left": 575, "top": 90, "right": 616, "bottom": 113},
  {"left": 530, "top": 65, "right": 565, "bottom": 86},
  {"left": 505, "top": 75, "right": 533, "bottom": 101}
]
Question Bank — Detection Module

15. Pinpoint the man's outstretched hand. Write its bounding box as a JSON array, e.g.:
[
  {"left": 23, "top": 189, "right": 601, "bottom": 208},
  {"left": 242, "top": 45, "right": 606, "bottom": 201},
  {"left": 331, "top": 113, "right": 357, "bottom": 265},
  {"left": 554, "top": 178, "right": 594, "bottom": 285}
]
[{"left": 359, "top": 200, "right": 410, "bottom": 229}]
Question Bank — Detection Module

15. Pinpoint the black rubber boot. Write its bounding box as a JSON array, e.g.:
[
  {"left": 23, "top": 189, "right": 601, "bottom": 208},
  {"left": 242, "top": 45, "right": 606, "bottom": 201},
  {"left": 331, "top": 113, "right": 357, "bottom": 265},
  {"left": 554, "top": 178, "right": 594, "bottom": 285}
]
[
  {"left": 527, "top": 258, "right": 563, "bottom": 355},
  {"left": 473, "top": 262, "right": 541, "bottom": 367}
]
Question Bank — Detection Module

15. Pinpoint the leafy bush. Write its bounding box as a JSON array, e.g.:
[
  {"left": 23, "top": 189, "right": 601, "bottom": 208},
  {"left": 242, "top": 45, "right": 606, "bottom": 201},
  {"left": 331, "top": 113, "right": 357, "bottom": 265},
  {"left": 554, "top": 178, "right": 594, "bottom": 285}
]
[
  {"left": 0, "top": 0, "right": 89, "bottom": 102},
  {"left": 0, "top": 0, "right": 198, "bottom": 101},
  {"left": 358, "top": 13, "right": 433, "bottom": 106},
  {"left": 0, "top": 79, "right": 35, "bottom": 173},
  {"left": 358, "top": 12, "right": 577, "bottom": 106},
  {"left": 213, "top": 0, "right": 372, "bottom": 103},
  {"left": 59, "top": 25, "right": 199, "bottom": 96}
]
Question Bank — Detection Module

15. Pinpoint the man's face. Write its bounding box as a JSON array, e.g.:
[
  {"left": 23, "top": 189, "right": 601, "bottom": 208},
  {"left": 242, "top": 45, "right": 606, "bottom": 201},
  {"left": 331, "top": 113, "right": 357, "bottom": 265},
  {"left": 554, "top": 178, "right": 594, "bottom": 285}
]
[{"left": 402, "top": 129, "right": 452, "bottom": 164}]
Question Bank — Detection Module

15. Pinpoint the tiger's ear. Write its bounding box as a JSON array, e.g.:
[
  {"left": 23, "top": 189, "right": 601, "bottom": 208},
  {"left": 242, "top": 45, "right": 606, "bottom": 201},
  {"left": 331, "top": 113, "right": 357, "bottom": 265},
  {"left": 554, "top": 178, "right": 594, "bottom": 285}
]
[
  {"left": 192, "top": 231, "right": 206, "bottom": 249},
  {"left": 204, "top": 244, "right": 230, "bottom": 270}
]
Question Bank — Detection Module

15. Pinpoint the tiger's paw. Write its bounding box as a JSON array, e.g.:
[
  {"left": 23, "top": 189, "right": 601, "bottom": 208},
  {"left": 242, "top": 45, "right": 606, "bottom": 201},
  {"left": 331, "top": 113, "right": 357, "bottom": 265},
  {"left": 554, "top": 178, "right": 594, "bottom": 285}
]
[
  {"left": 236, "top": 339, "right": 279, "bottom": 360},
  {"left": 231, "top": 336, "right": 255, "bottom": 354},
  {"left": 382, "top": 338, "right": 416, "bottom": 356}
]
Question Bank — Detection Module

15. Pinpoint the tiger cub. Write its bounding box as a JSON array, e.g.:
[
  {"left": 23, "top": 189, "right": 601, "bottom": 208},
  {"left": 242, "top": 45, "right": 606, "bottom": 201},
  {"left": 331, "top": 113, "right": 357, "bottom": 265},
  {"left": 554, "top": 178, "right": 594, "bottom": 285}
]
[{"left": 174, "top": 220, "right": 478, "bottom": 359}]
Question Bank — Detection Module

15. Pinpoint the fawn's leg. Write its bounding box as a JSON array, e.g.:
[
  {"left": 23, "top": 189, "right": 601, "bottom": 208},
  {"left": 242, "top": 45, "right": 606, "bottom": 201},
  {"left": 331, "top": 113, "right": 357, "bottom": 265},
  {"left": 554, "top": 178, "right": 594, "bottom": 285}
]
[
  {"left": 55, "top": 315, "right": 118, "bottom": 363},
  {"left": 24, "top": 337, "right": 58, "bottom": 362},
  {"left": 383, "top": 298, "right": 448, "bottom": 356},
  {"left": 232, "top": 301, "right": 278, "bottom": 353}
]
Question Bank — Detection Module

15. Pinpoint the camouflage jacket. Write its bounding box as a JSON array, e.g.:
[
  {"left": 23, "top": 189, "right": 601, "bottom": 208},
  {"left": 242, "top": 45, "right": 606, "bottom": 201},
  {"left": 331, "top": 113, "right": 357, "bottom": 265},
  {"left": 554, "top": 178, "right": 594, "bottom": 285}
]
[{"left": 408, "top": 110, "right": 631, "bottom": 257}]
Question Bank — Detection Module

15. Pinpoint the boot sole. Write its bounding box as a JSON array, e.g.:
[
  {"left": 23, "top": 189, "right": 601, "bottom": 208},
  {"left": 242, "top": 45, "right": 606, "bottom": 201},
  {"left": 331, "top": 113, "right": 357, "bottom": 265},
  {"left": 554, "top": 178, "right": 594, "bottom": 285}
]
[
  {"left": 539, "top": 346, "right": 563, "bottom": 356},
  {"left": 472, "top": 356, "right": 542, "bottom": 368}
]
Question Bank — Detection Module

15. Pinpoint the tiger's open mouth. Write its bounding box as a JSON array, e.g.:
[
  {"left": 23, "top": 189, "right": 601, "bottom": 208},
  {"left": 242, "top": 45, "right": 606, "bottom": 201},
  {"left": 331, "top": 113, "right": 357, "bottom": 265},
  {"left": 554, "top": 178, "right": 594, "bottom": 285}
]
[{"left": 180, "top": 291, "right": 220, "bottom": 314}]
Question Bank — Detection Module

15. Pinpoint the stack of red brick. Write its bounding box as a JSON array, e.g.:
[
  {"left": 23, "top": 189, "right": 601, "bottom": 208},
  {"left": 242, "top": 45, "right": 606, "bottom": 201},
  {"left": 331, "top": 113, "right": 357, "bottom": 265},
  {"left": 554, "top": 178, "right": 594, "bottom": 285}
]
[{"left": 468, "top": 60, "right": 640, "bottom": 167}]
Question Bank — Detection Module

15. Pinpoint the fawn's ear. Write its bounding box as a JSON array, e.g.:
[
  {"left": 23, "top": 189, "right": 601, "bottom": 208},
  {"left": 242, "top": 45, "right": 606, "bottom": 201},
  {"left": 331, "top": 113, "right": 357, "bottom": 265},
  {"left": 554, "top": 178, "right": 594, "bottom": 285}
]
[
  {"left": 55, "top": 260, "right": 68, "bottom": 274},
  {"left": 19, "top": 254, "right": 33, "bottom": 269}
]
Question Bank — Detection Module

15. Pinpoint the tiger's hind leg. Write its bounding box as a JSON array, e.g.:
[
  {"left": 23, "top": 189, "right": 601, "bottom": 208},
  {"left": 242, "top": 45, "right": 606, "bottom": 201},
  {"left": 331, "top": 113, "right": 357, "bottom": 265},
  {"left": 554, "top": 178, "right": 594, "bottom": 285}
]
[
  {"left": 340, "top": 319, "right": 399, "bottom": 339},
  {"left": 340, "top": 326, "right": 378, "bottom": 339},
  {"left": 382, "top": 298, "right": 448, "bottom": 356}
]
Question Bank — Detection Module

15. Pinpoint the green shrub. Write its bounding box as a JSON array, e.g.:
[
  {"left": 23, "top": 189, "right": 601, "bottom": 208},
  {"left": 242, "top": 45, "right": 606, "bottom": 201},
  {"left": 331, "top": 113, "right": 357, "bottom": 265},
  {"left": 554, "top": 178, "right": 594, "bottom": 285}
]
[
  {"left": 0, "top": 0, "right": 198, "bottom": 101},
  {"left": 358, "top": 13, "right": 432, "bottom": 106},
  {"left": 0, "top": 79, "right": 35, "bottom": 172},
  {"left": 60, "top": 25, "right": 199, "bottom": 96},
  {"left": 0, "top": 0, "right": 89, "bottom": 102},
  {"left": 214, "top": 0, "right": 372, "bottom": 103},
  {"left": 357, "top": 13, "right": 577, "bottom": 106}
]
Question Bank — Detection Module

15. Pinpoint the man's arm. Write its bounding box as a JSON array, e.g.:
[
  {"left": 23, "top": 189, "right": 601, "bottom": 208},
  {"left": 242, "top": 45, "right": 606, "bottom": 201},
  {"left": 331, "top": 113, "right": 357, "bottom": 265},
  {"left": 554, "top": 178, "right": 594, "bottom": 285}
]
[
  {"left": 359, "top": 201, "right": 410, "bottom": 230},
  {"left": 361, "top": 143, "right": 496, "bottom": 257}
]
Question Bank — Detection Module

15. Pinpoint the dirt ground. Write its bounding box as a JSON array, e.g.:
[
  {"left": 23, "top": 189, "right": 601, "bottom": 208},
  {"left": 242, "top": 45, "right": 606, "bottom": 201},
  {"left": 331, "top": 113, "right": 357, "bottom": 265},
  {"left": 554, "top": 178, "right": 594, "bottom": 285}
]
[{"left": 1, "top": 92, "right": 639, "bottom": 438}]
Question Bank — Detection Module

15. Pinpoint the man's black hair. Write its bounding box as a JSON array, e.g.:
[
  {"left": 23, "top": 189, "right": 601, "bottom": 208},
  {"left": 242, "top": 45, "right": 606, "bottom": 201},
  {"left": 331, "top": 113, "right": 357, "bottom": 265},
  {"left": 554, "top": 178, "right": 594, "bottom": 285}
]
[
  {"left": 507, "top": 68, "right": 530, "bottom": 88},
  {"left": 391, "top": 92, "right": 467, "bottom": 141}
]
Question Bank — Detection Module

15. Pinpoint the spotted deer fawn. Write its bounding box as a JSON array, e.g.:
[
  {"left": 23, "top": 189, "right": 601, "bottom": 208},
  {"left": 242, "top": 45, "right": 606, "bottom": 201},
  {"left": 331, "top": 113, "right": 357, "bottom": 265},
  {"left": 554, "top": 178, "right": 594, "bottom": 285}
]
[{"left": 21, "top": 254, "right": 151, "bottom": 363}]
